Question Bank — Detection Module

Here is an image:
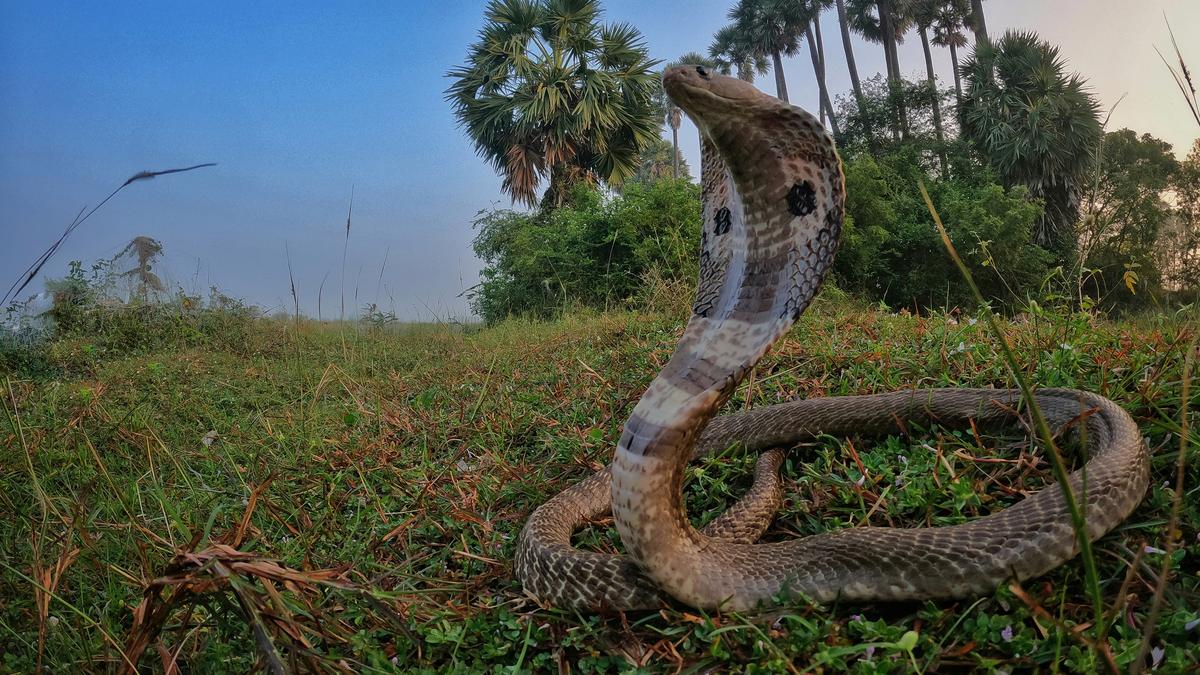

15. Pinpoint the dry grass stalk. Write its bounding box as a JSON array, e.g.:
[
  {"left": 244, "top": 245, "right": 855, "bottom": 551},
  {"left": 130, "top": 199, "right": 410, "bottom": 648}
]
[{"left": 122, "top": 542, "right": 354, "bottom": 673}]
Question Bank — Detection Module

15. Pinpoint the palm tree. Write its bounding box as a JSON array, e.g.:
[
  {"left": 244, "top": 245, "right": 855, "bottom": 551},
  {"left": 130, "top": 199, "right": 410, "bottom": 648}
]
[
  {"left": 910, "top": 0, "right": 949, "bottom": 171},
  {"left": 968, "top": 0, "right": 988, "bottom": 42},
  {"left": 445, "top": 0, "right": 660, "bottom": 206},
  {"left": 657, "top": 52, "right": 718, "bottom": 179},
  {"left": 727, "top": 0, "right": 810, "bottom": 102},
  {"left": 930, "top": 0, "right": 970, "bottom": 103},
  {"left": 846, "top": 0, "right": 912, "bottom": 135},
  {"left": 709, "top": 24, "right": 769, "bottom": 83},
  {"left": 960, "top": 31, "right": 1102, "bottom": 262},
  {"left": 847, "top": 0, "right": 907, "bottom": 85},
  {"left": 834, "top": 0, "right": 866, "bottom": 108},
  {"left": 800, "top": 0, "right": 839, "bottom": 135},
  {"left": 629, "top": 136, "right": 692, "bottom": 184}
]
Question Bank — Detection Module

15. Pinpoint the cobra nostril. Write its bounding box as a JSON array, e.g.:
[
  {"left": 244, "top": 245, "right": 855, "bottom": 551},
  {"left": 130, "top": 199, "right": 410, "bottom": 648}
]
[{"left": 696, "top": 65, "right": 709, "bottom": 78}]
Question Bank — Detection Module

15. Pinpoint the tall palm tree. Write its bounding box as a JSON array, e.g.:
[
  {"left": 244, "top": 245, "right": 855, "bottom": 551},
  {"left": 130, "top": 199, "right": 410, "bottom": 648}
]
[
  {"left": 910, "top": 0, "right": 949, "bottom": 171},
  {"left": 960, "top": 31, "right": 1102, "bottom": 262},
  {"left": 710, "top": 24, "right": 770, "bottom": 83},
  {"left": 801, "top": 0, "right": 839, "bottom": 135},
  {"left": 657, "top": 52, "right": 718, "bottom": 179},
  {"left": 846, "top": 0, "right": 912, "bottom": 135},
  {"left": 968, "top": 0, "right": 988, "bottom": 42},
  {"left": 930, "top": 0, "right": 970, "bottom": 104},
  {"left": 834, "top": 0, "right": 866, "bottom": 108},
  {"left": 727, "top": 0, "right": 810, "bottom": 102},
  {"left": 445, "top": 0, "right": 660, "bottom": 206}
]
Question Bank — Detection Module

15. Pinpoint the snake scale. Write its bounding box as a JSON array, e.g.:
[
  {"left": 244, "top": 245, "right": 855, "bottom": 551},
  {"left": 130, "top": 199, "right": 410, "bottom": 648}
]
[{"left": 515, "top": 66, "right": 1150, "bottom": 612}]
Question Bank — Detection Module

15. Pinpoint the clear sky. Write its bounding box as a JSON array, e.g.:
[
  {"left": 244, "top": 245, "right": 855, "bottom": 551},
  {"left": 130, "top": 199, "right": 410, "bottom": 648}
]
[{"left": 1, "top": 1, "right": 1196, "bottom": 320}]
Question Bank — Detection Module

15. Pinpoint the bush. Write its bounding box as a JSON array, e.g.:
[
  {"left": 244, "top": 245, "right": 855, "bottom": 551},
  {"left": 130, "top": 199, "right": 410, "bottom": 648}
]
[
  {"left": 1, "top": 260, "right": 268, "bottom": 377},
  {"left": 834, "top": 149, "right": 1053, "bottom": 310},
  {"left": 469, "top": 180, "right": 701, "bottom": 324}
]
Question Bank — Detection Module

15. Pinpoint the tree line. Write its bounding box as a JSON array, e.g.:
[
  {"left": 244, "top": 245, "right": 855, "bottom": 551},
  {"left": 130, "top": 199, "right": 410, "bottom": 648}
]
[{"left": 447, "top": 0, "right": 1199, "bottom": 323}]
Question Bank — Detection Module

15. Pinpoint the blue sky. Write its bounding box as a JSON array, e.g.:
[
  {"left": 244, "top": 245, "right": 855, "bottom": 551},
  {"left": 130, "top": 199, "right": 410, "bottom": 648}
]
[{"left": 2, "top": 1, "right": 1196, "bottom": 320}]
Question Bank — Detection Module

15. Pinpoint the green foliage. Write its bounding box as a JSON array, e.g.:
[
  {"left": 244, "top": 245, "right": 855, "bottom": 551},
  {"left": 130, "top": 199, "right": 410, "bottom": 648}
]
[
  {"left": 835, "top": 148, "right": 1051, "bottom": 310},
  {"left": 728, "top": 0, "right": 811, "bottom": 64},
  {"left": 627, "top": 135, "right": 692, "bottom": 185},
  {"left": 1161, "top": 139, "right": 1200, "bottom": 299},
  {"left": 960, "top": 30, "right": 1102, "bottom": 263},
  {"left": 445, "top": 0, "right": 661, "bottom": 206},
  {"left": 709, "top": 24, "right": 770, "bottom": 82},
  {"left": 469, "top": 179, "right": 701, "bottom": 323},
  {"left": 836, "top": 74, "right": 967, "bottom": 168},
  {"left": 1080, "top": 129, "right": 1181, "bottom": 308},
  {"left": 1, "top": 260, "right": 266, "bottom": 378}
]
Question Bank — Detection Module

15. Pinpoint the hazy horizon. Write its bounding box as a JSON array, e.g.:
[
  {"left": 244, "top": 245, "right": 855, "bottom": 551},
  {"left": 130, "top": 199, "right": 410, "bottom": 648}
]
[{"left": 2, "top": 1, "right": 1197, "bottom": 320}]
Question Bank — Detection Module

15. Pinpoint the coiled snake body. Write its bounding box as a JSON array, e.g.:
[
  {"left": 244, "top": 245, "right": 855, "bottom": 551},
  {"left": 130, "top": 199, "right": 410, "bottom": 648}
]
[{"left": 515, "top": 66, "right": 1150, "bottom": 611}]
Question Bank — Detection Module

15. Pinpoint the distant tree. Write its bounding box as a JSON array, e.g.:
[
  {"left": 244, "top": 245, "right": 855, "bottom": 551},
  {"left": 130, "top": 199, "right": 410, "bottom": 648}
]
[
  {"left": 929, "top": 0, "right": 970, "bottom": 103},
  {"left": 834, "top": 148, "right": 1051, "bottom": 310},
  {"left": 836, "top": 74, "right": 959, "bottom": 170},
  {"left": 833, "top": 0, "right": 866, "bottom": 107},
  {"left": 1161, "top": 140, "right": 1200, "bottom": 294},
  {"left": 727, "top": 0, "right": 811, "bottom": 102},
  {"left": 709, "top": 24, "right": 769, "bottom": 83},
  {"left": 1079, "top": 130, "right": 1179, "bottom": 304},
  {"left": 445, "top": 0, "right": 660, "bottom": 206},
  {"left": 800, "top": 0, "right": 840, "bottom": 134},
  {"left": 469, "top": 180, "right": 701, "bottom": 322},
  {"left": 846, "top": 0, "right": 912, "bottom": 136},
  {"left": 960, "top": 31, "right": 1101, "bottom": 263},
  {"left": 968, "top": 0, "right": 988, "bottom": 42},
  {"left": 629, "top": 136, "right": 692, "bottom": 185},
  {"left": 910, "top": 0, "right": 952, "bottom": 172}
]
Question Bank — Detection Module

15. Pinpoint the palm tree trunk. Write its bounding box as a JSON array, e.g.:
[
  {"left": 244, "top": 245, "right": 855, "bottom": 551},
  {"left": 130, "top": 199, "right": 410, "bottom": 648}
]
[
  {"left": 949, "top": 40, "right": 962, "bottom": 104},
  {"left": 771, "top": 49, "right": 789, "bottom": 102},
  {"left": 671, "top": 125, "right": 679, "bottom": 179},
  {"left": 810, "top": 20, "right": 827, "bottom": 125},
  {"left": 970, "top": 0, "right": 988, "bottom": 43},
  {"left": 878, "top": 0, "right": 907, "bottom": 138},
  {"left": 737, "top": 62, "right": 754, "bottom": 83},
  {"left": 835, "top": 0, "right": 865, "bottom": 107},
  {"left": 919, "top": 25, "right": 947, "bottom": 174},
  {"left": 806, "top": 23, "right": 840, "bottom": 137}
]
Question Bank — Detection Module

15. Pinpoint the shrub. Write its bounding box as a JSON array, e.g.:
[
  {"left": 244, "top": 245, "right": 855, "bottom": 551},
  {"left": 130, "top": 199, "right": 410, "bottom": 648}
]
[
  {"left": 1, "top": 260, "right": 268, "bottom": 378},
  {"left": 469, "top": 180, "right": 701, "bottom": 323},
  {"left": 834, "top": 149, "right": 1052, "bottom": 310}
]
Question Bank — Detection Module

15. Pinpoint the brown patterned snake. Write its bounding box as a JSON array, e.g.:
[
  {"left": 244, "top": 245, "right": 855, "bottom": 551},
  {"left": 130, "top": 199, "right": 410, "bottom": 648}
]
[{"left": 515, "top": 66, "right": 1150, "bottom": 612}]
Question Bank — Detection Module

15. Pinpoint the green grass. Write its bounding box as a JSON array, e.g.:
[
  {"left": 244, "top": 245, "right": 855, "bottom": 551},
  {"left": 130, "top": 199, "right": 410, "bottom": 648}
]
[{"left": 1, "top": 303, "right": 1196, "bottom": 672}]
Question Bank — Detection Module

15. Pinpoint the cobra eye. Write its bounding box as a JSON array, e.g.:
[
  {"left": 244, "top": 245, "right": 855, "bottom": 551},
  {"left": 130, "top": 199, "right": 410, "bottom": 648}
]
[{"left": 696, "top": 65, "right": 710, "bottom": 79}]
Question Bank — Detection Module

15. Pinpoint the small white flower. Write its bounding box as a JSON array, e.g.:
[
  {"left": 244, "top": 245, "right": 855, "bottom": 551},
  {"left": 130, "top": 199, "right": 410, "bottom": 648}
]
[
  {"left": 1144, "top": 545, "right": 1166, "bottom": 555},
  {"left": 968, "top": 317, "right": 978, "bottom": 326},
  {"left": 855, "top": 474, "right": 865, "bottom": 487},
  {"left": 1185, "top": 618, "right": 1199, "bottom": 632},
  {"left": 952, "top": 341, "right": 966, "bottom": 354},
  {"left": 1059, "top": 343, "right": 1074, "bottom": 351},
  {"left": 1151, "top": 645, "right": 1165, "bottom": 668},
  {"left": 898, "top": 455, "right": 908, "bottom": 465}
]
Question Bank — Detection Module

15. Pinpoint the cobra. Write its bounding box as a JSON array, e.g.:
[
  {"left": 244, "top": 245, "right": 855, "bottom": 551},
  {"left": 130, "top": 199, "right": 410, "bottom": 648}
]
[{"left": 514, "top": 65, "right": 1149, "bottom": 612}]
